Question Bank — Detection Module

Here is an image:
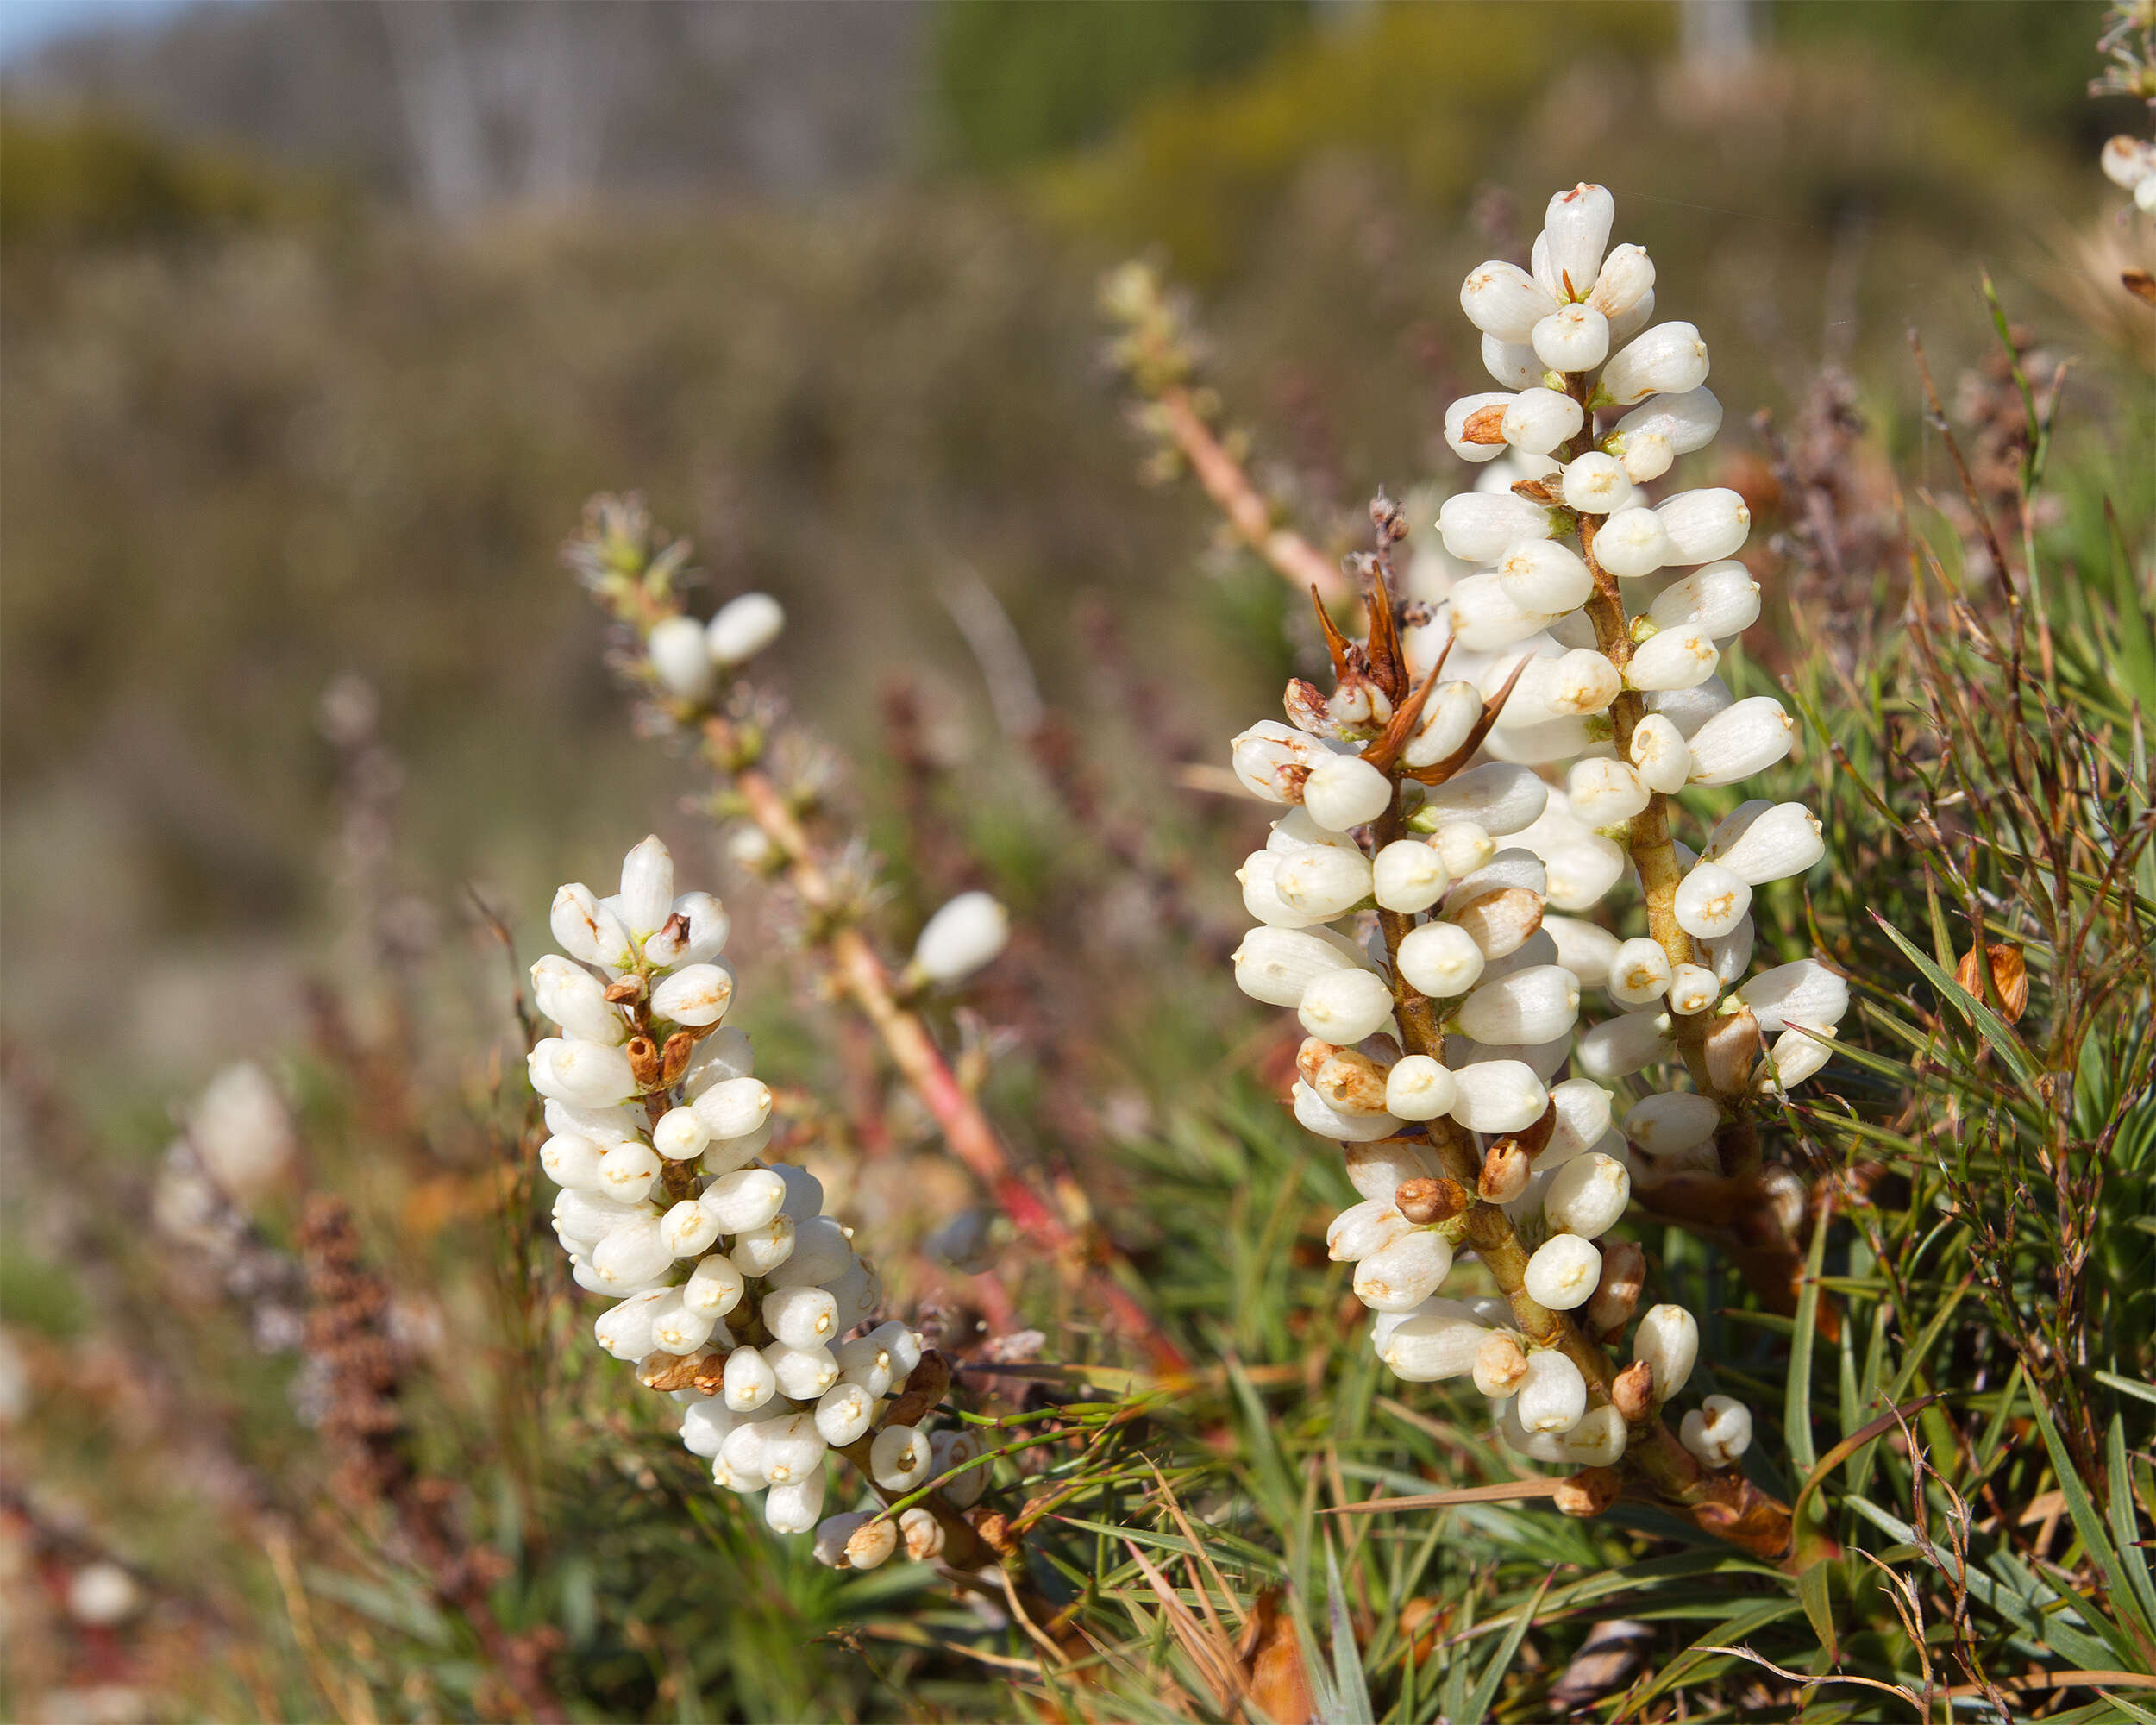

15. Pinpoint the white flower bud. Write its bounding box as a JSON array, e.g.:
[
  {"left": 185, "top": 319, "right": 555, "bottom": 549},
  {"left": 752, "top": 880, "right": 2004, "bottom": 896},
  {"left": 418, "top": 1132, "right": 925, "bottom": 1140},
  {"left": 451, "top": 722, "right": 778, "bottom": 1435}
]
[
  {"left": 596, "top": 1139, "right": 661, "bottom": 1202},
  {"left": 650, "top": 1291, "right": 718, "bottom": 1357},
  {"left": 593, "top": 1289, "right": 669, "bottom": 1361},
  {"left": 1500, "top": 386, "right": 1585, "bottom": 456},
  {"left": 1397, "top": 920, "right": 1485, "bottom": 999},
  {"left": 1626, "top": 625, "right": 1720, "bottom": 692},
  {"left": 1354, "top": 1230, "right": 1454, "bottom": 1312},
  {"left": 1564, "top": 759, "right": 1648, "bottom": 828},
  {"left": 1240, "top": 851, "right": 1318, "bottom": 930},
  {"left": 912, "top": 891, "right": 1010, "bottom": 983},
  {"left": 684, "top": 1252, "right": 745, "bottom": 1316},
  {"left": 1647, "top": 675, "right": 1734, "bottom": 739},
  {"left": 1759, "top": 1026, "right": 1836, "bottom": 1092},
  {"left": 765, "top": 1217, "right": 851, "bottom": 1289},
  {"left": 1234, "top": 925, "right": 1364, "bottom": 1009},
  {"left": 1447, "top": 886, "right": 1545, "bottom": 961},
  {"left": 529, "top": 1037, "right": 639, "bottom": 1108},
  {"left": 1616, "top": 386, "right": 1723, "bottom": 455},
  {"left": 702, "top": 1124, "right": 772, "bottom": 1179},
  {"left": 1542, "top": 1078, "right": 1614, "bottom": 1170},
  {"left": 1504, "top": 1399, "right": 1627, "bottom": 1465},
  {"left": 1587, "top": 242, "right": 1655, "bottom": 319},
  {"left": 1436, "top": 492, "right": 1556, "bottom": 564},
  {"left": 1481, "top": 333, "right": 1542, "bottom": 389},
  {"left": 1231, "top": 720, "right": 1328, "bottom": 804},
  {"left": 1532, "top": 831, "right": 1626, "bottom": 913},
  {"left": 1559, "top": 451, "right": 1633, "bottom": 517},
  {"left": 1686, "top": 696, "right": 1796, "bottom": 786},
  {"left": 1457, "top": 965, "right": 1579, "bottom": 1045},
  {"left": 1474, "top": 1333, "right": 1530, "bottom": 1397},
  {"left": 1738, "top": 959, "right": 1850, "bottom": 1034},
  {"left": 1431, "top": 821, "right": 1496, "bottom": 879},
  {"left": 1515, "top": 1347, "right": 1589, "bottom": 1433},
  {"left": 1377, "top": 1055, "right": 1453, "bottom": 1121},
  {"left": 661, "top": 1198, "right": 723, "bottom": 1260},
  {"left": 651, "top": 963, "right": 735, "bottom": 1028},
  {"left": 1370, "top": 840, "right": 1447, "bottom": 913},
  {"left": 531, "top": 956, "right": 626, "bottom": 1045},
  {"left": 648, "top": 1107, "right": 705, "bottom": 1164},
  {"left": 683, "top": 1025, "right": 753, "bottom": 1089},
  {"left": 894, "top": 1505, "right": 942, "bottom": 1560},
  {"left": 1293, "top": 1080, "right": 1404, "bottom": 1143},
  {"left": 1341, "top": 1142, "right": 1440, "bottom": 1206},
  {"left": 1447, "top": 1059, "right": 1548, "bottom": 1132},
  {"left": 648, "top": 613, "right": 717, "bottom": 702},
  {"left": 1532, "top": 304, "right": 1608, "bottom": 373},
  {"left": 1542, "top": 183, "right": 1614, "bottom": 298},
  {"left": 1495, "top": 539, "right": 1593, "bottom": 615},
  {"left": 1617, "top": 430, "right": 1673, "bottom": 483},
  {"left": 681, "top": 1401, "right": 736, "bottom": 1458},
  {"left": 541, "top": 1132, "right": 607, "bottom": 1190},
  {"left": 1577, "top": 1010, "right": 1674, "bottom": 1079},
  {"left": 701, "top": 1166, "right": 786, "bottom": 1233},
  {"left": 1706, "top": 801, "right": 1824, "bottom": 884},
  {"left": 843, "top": 1515, "right": 898, "bottom": 1570},
  {"left": 1667, "top": 963, "right": 1720, "bottom": 1016},
  {"left": 2103, "top": 136, "right": 2156, "bottom": 189},
  {"left": 834, "top": 1335, "right": 893, "bottom": 1398},
  {"left": 771, "top": 1162, "right": 824, "bottom": 1222},
  {"left": 765, "top": 1471, "right": 827, "bottom": 1535},
  {"left": 1328, "top": 1199, "right": 1413, "bottom": 1261},
  {"left": 1626, "top": 713, "right": 1690, "bottom": 794},
  {"left": 1523, "top": 1234, "right": 1601, "bottom": 1310},
  {"left": 1625, "top": 1090, "right": 1721, "bottom": 1156},
  {"left": 1707, "top": 916, "right": 1755, "bottom": 986},
  {"left": 731, "top": 1215, "right": 795, "bottom": 1277},
  {"left": 1590, "top": 506, "right": 1668, "bottom": 580},
  {"left": 1461, "top": 260, "right": 1558, "bottom": 342},
  {"left": 812, "top": 1382, "right": 876, "bottom": 1448},
  {"left": 1633, "top": 1304, "right": 1698, "bottom": 1400},
  {"left": 1420, "top": 762, "right": 1550, "bottom": 837},
  {"left": 769, "top": 1342, "right": 839, "bottom": 1400},
  {"left": 1301, "top": 754, "right": 1393, "bottom": 832},
  {"left": 1501, "top": 650, "right": 1620, "bottom": 725},
  {"left": 1401, "top": 681, "right": 1483, "bottom": 770},
  {"left": 691, "top": 1076, "right": 773, "bottom": 1141},
  {"left": 931, "top": 1429, "right": 988, "bottom": 1508},
  {"left": 1297, "top": 969, "right": 1395, "bottom": 1044},
  {"left": 1680, "top": 1395, "right": 1753, "bottom": 1468},
  {"left": 722, "top": 1344, "right": 778, "bottom": 1413},
  {"left": 1606, "top": 937, "right": 1672, "bottom": 1006},
  {"left": 1655, "top": 489, "right": 1751, "bottom": 565},
  {"left": 1599, "top": 322, "right": 1710, "bottom": 406},
  {"left": 1380, "top": 1299, "right": 1489, "bottom": 1381},
  {"left": 551, "top": 882, "right": 636, "bottom": 969},
  {"left": 706, "top": 592, "right": 785, "bottom": 664},
  {"left": 1650, "top": 561, "right": 1758, "bottom": 640},
  {"left": 1543, "top": 1152, "right": 1630, "bottom": 1239},
  {"left": 1449, "top": 582, "right": 1552, "bottom": 656},
  {"left": 1543, "top": 918, "right": 1619, "bottom": 990},
  {"left": 1674, "top": 862, "right": 1752, "bottom": 939},
  {"left": 717, "top": 1418, "right": 772, "bottom": 1489},
  {"left": 617, "top": 837, "right": 676, "bottom": 939},
  {"left": 1445, "top": 391, "right": 1514, "bottom": 463},
  {"left": 1277, "top": 846, "right": 1374, "bottom": 918},
  {"left": 870, "top": 1424, "right": 933, "bottom": 1491}
]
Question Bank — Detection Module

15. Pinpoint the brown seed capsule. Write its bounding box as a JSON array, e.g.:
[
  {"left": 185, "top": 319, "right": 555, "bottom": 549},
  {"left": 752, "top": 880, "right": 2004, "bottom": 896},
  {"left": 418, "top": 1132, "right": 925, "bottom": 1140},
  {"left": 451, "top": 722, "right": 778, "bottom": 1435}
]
[
  {"left": 636, "top": 1348, "right": 724, "bottom": 1394},
  {"left": 884, "top": 1351, "right": 953, "bottom": 1429},
  {"left": 1478, "top": 1139, "right": 1532, "bottom": 1204},
  {"left": 1313, "top": 1049, "right": 1395, "bottom": 1115},
  {"left": 1395, "top": 1176, "right": 1471, "bottom": 1226},
  {"left": 659, "top": 1029, "right": 703, "bottom": 1088},
  {"left": 603, "top": 976, "right": 643, "bottom": 1005},
  {"left": 1554, "top": 1466, "right": 1622, "bottom": 1519},
  {"left": 1586, "top": 1240, "right": 1646, "bottom": 1337},
  {"left": 1297, "top": 1037, "right": 1343, "bottom": 1086},
  {"left": 1955, "top": 941, "right": 2029, "bottom": 1024},
  {"left": 626, "top": 1035, "right": 662, "bottom": 1091},
  {"left": 1702, "top": 1007, "right": 1763, "bottom": 1095},
  {"left": 1473, "top": 1333, "right": 1529, "bottom": 1397},
  {"left": 1611, "top": 1360, "right": 1655, "bottom": 1425},
  {"left": 971, "top": 1511, "right": 1021, "bottom": 1559},
  {"left": 1461, "top": 404, "right": 1510, "bottom": 445},
  {"left": 1497, "top": 1101, "right": 1559, "bottom": 1164},
  {"left": 1448, "top": 887, "right": 1545, "bottom": 960}
]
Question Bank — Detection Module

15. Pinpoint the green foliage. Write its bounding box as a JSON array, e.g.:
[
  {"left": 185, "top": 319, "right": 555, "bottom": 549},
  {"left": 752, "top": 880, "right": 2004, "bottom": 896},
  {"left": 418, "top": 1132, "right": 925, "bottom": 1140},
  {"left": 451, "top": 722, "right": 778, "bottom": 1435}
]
[{"left": 933, "top": 0, "right": 1310, "bottom": 171}]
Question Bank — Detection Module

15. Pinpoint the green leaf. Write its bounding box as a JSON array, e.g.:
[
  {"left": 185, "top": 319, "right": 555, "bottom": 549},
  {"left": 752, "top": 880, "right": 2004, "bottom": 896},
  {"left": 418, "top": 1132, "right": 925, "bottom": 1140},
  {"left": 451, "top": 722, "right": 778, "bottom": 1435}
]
[
  {"left": 1872, "top": 913, "right": 2040, "bottom": 1092},
  {"left": 1460, "top": 1566, "right": 1550, "bottom": 1725},
  {"left": 1796, "top": 1560, "right": 1839, "bottom": 1665},
  {"left": 2028, "top": 1392, "right": 2156, "bottom": 1665},
  {"left": 1323, "top": 1539, "right": 1376, "bottom": 1725},
  {"left": 2110, "top": 1417, "right": 2156, "bottom": 1642}
]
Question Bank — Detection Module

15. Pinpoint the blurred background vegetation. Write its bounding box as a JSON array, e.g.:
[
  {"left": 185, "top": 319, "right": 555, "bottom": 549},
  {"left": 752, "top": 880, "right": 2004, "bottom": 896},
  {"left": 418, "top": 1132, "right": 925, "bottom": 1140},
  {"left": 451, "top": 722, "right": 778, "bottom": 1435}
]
[{"left": 4, "top": 2, "right": 2154, "bottom": 1718}]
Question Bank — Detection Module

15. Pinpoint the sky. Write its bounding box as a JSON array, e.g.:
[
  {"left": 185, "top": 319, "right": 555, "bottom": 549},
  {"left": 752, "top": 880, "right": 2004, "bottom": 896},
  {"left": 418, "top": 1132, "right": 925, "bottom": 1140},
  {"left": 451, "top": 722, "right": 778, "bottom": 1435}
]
[{"left": 0, "top": 0, "right": 202, "bottom": 62}]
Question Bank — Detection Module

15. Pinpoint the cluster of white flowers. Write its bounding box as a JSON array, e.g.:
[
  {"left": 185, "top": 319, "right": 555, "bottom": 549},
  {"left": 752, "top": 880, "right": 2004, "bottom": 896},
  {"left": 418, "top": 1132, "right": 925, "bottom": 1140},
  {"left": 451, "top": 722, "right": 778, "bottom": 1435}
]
[
  {"left": 1229, "top": 185, "right": 1852, "bottom": 1479},
  {"left": 2102, "top": 135, "right": 2156, "bottom": 211},
  {"left": 534, "top": 835, "right": 983, "bottom": 1566}
]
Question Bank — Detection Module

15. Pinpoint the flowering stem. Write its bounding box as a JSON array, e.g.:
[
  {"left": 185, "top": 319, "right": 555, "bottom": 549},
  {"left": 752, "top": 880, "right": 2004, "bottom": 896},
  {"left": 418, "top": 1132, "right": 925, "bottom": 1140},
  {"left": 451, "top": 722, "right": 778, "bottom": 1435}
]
[{"left": 699, "top": 714, "right": 1190, "bottom": 1377}]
